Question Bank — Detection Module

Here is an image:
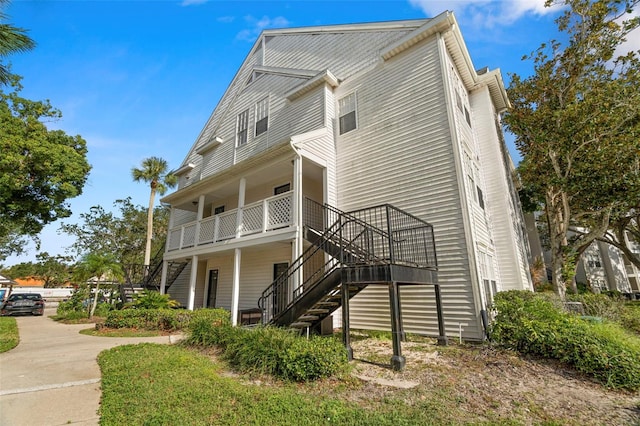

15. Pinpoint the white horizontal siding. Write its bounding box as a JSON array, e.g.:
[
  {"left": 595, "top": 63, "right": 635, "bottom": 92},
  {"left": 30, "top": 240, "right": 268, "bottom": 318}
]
[
  {"left": 471, "top": 88, "right": 532, "bottom": 292},
  {"left": 265, "top": 30, "right": 413, "bottom": 81},
  {"left": 334, "top": 36, "right": 481, "bottom": 339},
  {"left": 204, "top": 245, "right": 292, "bottom": 313}
]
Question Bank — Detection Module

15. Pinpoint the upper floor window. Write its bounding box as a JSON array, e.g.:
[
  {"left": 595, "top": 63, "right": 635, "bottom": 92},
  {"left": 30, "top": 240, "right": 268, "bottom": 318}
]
[
  {"left": 255, "top": 97, "right": 269, "bottom": 136},
  {"left": 338, "top": 92, "right": 357, "bottom": 135},
  {"left": 274, "top": 183, "right": 290, "bottom": 195},
  {"left": 236, "top": 109, "right": 249, "bottom": 147}
]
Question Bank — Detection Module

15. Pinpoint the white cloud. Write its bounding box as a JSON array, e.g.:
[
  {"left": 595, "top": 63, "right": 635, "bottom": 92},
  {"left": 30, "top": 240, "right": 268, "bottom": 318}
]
[
  {"left": 180, "top": 0, "right": 209, "bottom": 6},
  {"left": 409, "top": 0, "right": 561, "bottom": 28},
  {"left": 615, "top": 8, "right": 640, "bottom": 57},
  {"left": 236, "top": 15, "right": 291, "bottom": 42}
]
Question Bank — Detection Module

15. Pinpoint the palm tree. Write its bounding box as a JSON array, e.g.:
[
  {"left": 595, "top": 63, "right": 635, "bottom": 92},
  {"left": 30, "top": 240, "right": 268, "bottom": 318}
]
[
  {"left": 74, "top": 252, "right": 123, "bottom": 318},
  {"left": 0, "top": 0, "right": 36, "bottom": 85},
  {"left": 131, "top": 157, "right": 177, "bottom": 270}
]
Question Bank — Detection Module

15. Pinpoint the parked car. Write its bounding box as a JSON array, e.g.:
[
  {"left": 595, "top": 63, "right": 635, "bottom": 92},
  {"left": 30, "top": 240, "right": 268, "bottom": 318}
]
[{"left": 0, "top": 293, "right": 45, "bottom": 316}]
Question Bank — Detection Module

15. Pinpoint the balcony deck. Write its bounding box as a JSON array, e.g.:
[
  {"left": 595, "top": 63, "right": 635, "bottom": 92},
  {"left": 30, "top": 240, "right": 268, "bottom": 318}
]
[{"left": 167, "top": 191, "right": 293, "bottom": 252}]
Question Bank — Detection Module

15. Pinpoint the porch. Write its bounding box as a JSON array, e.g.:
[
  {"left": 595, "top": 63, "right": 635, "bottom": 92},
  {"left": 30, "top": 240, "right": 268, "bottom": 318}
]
[{"left": 166, "top": 191, "right": 294, "bottom": 252}]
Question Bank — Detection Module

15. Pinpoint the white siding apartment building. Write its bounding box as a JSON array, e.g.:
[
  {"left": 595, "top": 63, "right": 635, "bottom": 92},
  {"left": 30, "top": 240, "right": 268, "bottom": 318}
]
[{"left": 159, "top": 12, "right": 533, "bottom": 343}]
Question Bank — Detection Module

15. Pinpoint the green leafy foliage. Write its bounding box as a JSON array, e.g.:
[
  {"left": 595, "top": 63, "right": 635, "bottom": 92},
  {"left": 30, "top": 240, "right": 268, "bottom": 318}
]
[
  {"left": 503, "top": 0, "right": 640, "bottom": 297},
  {"left": 0, "top": 76, "right": 91, "bottom": 258},
  {"left": 127, "top": 290, "right": 179, "bottom": 309},
  {"left": 184, "top": 308, "right": 232, "bottom": 346},
  {"left": 186, "top": 319, "right": 349, "bottom": 382},
  {"left": 490, "top": 290, "right": 640, "bottom": 390},
  {"left": 59, "top": 198, "right": 169, "bottom": 266},
  {"left": 104, "top": 308, "right": 191, "bottom": 332}
]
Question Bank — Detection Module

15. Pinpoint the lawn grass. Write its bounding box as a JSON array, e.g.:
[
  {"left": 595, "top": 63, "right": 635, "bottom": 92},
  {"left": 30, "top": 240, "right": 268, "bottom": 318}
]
[
  {"left": 80, "top": 327, "right": 165, "bottom": 337},
  {"left": 97, "top": 343, "right": 466, "bottom": 426},
  {"left": 0, "top": 316, "right": 19, "bottom": 353}
]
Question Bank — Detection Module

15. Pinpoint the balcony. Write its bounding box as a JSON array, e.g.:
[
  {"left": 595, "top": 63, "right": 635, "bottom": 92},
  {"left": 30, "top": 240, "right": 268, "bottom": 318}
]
[{"left": 167, "top": 192, "right": 293, "bottom": 252}]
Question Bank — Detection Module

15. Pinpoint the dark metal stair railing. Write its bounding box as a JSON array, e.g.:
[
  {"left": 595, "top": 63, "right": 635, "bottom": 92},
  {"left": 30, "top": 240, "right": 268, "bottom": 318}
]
[{"left": 257, "top": 199, "right": 438, "bottom": 328}]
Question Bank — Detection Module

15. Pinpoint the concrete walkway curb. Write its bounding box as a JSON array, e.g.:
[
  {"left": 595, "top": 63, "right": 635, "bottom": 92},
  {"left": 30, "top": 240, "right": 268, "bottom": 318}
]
[{"left": 0, "top": 307, "right": 180, "bottom": 426}]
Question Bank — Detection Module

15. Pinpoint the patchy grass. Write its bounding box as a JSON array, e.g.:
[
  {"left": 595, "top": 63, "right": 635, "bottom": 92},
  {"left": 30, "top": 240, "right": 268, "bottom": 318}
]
[
  {"left": 0, "top": 316, "right": 19, "bottom": 352},
  {"left": 97, "top": 330, "right": 640, "bottom": 425},
  {"left": 80, "top": 327, "right": 165, "bottom": 338}
]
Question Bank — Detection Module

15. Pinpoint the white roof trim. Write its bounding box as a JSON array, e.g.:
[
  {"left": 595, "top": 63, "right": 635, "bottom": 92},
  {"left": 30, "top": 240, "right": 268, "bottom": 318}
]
[
  {"left": 381, "top": 12, "right": 455, "bottom": 61},
  {"left": 196, "top": 137, "right": 223, "bottom": 155},
  {"left": 286, "top": 70, "right": 340, "bottom": 100},
  {"left": 173, "top": 163, "right": 196, "bottom": 176}
]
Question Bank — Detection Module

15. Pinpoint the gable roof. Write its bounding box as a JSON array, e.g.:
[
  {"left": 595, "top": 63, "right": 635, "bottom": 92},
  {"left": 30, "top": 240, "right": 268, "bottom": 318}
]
[{"left": 176, "top": 12, "right": 509, "bottom": 171}]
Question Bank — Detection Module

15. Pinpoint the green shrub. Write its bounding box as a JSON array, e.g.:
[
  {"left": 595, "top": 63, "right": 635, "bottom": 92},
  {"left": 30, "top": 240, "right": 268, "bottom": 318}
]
[
  {"left": 621, "top": 302, "right": 640, "bottom": 335},
  {"left": 490, "top": 290, "right": 640, "bottom": 391},
  {"left": 186, "top": 319, "right": 348, "bottom": 382},
  {"left": 104, "top": 309, "right": 191, "bottom": 331},
  {"left": 127, "top": 290, "right": 180, "bottom": 309},
  {"left": 566, "top": 292, "right": 625, "bottom": 321},
  {"left": 185, "top": 308, "right": 232, "bottom": 346}
]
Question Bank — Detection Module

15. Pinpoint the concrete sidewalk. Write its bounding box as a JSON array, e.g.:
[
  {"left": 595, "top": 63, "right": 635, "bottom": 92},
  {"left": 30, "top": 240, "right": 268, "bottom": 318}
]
[{"left": 0, "top": 307, "right": 181, "bottom": 426}]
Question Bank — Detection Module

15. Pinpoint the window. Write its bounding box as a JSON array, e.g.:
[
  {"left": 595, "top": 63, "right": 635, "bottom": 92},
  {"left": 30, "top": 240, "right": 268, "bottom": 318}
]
[
  {"left": 274, "top": 183, "right": 290, "bottom": 195},
  {"left": 455, "top": 90, "right": 463, "bottom": 112},
  {"left": 236, "top": 109, "right": 249, "bottom": 147},
  {"left": 464, "top": 106, "right": 471, "bottom": 127},
  {"left": 338, "top": 93, "right": 357, "bottom": 134},
  {"left": 255, "top": 97, "right": 269, "bottom": 136},
  {"left": 214, "top": 205, "right": 225, "bottom": 215},
  {"left": 476, "top": 186, "right": 485, "bottom": 209}
]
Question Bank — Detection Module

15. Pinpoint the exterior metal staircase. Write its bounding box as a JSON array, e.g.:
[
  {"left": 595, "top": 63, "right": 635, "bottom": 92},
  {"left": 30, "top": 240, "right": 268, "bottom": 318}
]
[
  {"left": 121, "top": 244, "right": 190, "bottom": 303},
  {"left": 258, "top": 199, "right": 439, "bottom": 333}
]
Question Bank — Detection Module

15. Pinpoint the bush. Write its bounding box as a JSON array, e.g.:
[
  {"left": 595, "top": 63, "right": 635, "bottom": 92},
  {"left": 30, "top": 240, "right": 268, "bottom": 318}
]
[
  {"left": 490, "top": 290, "right": 640, "bottom": 391},
  {"left": 104, "top": 309, "right": 191, "bottom": 331},
  {"left": 185, "top": 309, "right": 232, "bottom": 346},
  {"left": 127, "top": 290, "right": 180, "bottom": 309},
  {"left": 566, "top": 292, "right": 625, "bottom": 322},
  {"left": 186, "top": 319, "right": 349, "bottom": 382}
]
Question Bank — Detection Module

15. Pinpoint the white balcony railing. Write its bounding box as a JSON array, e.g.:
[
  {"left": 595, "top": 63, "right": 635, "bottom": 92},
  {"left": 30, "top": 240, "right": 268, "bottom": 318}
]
[{"left": 167, "top": 192, "right": 293, "bottom": 252}]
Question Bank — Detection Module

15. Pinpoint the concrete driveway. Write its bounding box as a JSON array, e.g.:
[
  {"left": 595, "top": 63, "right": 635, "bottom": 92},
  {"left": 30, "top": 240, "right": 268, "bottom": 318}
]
[{"left": 0, "top": 306, "right": 181, "bottom": 426}]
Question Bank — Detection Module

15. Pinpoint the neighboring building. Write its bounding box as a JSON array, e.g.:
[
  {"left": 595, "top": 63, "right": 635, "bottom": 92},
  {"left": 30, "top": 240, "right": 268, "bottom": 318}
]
[
  {"left": 159, "top": 12, "right": 533, "bottom": 342},
  {"left": 577, "top": 234, "right": 640, "bottom": 297}
]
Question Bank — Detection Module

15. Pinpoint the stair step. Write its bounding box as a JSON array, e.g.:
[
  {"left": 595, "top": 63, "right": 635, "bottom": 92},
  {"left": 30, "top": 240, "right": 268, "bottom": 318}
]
[
  {"left": 298, "top": 315, "right": 319, "bottom": 321},
  {"left": 306, "top": 308, "right": 330, "bottom": 314},
  {"left": 316, "top": 301, "right": 339, "bottom": 307},
  {"left": 290, "top": 322, "right": 312, "bottom": 328}
]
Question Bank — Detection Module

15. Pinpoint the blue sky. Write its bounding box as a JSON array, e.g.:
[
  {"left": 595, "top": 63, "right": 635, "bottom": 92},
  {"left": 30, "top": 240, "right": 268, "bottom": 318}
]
[{"left": 3, "top": 0, "right": 638, "bottom": 266}]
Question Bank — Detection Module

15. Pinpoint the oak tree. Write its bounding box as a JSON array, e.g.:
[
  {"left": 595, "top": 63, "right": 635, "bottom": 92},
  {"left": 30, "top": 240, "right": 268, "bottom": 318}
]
[{"left": 504, "top": 0, "right": 640, "bottom": 298}]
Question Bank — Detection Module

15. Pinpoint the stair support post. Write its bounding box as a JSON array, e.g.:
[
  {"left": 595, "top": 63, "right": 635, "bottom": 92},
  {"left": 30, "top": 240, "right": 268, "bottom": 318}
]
[
  {"left": 340, "top": 283, "right": 353, "bottom": 361},
  {"left": 159, "top": 260, "right": 169, "bottom": 294},
  {"left": 434, "top": 283, "right": 449, "bottom": 346},
  {"left": 389, "top": 281, "right": 405, "bottom": 371}
]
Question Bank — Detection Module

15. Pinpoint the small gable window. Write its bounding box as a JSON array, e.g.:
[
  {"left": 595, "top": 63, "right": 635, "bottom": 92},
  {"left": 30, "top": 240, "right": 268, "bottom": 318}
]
[
  {"left": 255, "top": 97, "right": 269, "bottom": 136},
  {"left": 236, "top": 109, "right": 249, "bottom": 147},
  {"left": 338, "top": 92, "right": 357, "bottom": 135}
]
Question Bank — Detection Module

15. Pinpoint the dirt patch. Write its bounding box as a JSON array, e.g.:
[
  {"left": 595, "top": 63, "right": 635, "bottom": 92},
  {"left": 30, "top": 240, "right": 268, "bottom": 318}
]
[
  {"left": 194, "top": 336, "right": 639, "bottom": 424},
  {"left": 348, "top": 337, "right": 640, "bottom": 425}
]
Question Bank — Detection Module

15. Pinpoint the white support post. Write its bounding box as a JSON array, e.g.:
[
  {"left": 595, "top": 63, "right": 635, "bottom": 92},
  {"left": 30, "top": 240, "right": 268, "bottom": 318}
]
[
  {"left": 195, "top": 195, "right": 205, "bottom": 246},
  {"left": 231, "top": 248, "right": 241, "bottom": 326},
  {"left": 187, "top": 255, "right": 198, "bottom": 311},
  {"left": 292, "top": 156, "right": 303, "bottom": 294},
  {"left": 159, "top": 260, "right": 169, "bottom": 295},
  {"left": 236, "top": 178, "right": 246, "bottom": 238}
]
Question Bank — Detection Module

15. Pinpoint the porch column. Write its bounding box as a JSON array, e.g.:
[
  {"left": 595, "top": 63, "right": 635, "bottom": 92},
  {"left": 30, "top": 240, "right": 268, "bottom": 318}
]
[
  {"left": 187, "top": 255, "right": 198, "bottom": 310},
  {"left": 159, "top": 260, "right": 169, "bottom": 295},
  {"left": 195, "top": 195, "right": 205, "bottom": 246},
  {"left": 231, "top": 248, "right": 241, "bottom": 326},
  {"left": 236, "top": 178, "right": 246, "bottom": 238},
  {"left": 292, "top": 155, "right": 303, "bottom": 291}
]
